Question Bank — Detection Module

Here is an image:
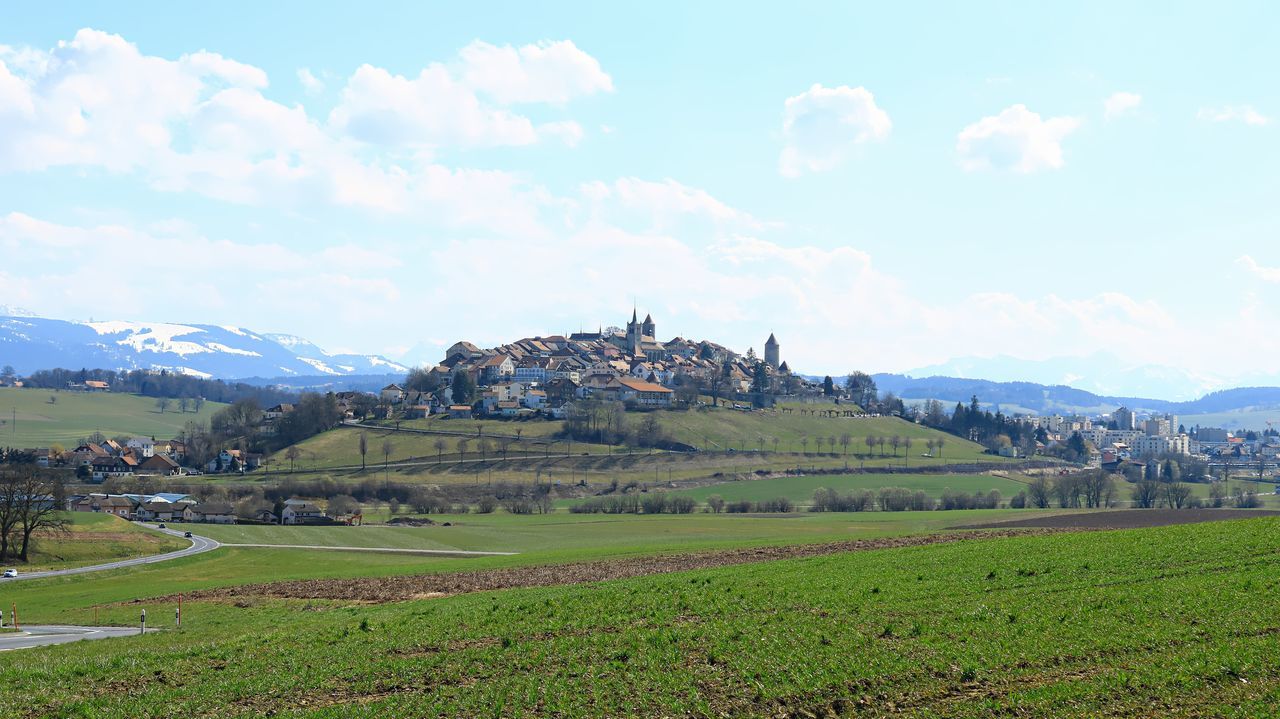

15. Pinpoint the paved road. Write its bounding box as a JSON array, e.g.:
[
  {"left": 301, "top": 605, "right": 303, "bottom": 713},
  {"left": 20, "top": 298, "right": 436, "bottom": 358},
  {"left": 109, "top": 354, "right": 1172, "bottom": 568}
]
[
  {"left": 0, "top": 625, "right": 139, "bottom": 651},
  {"left": 218, "top": 542, "right": 515, "bottom": 556},
  {"left": 3, "top": 525, "right": 220, "bottom": 582}
]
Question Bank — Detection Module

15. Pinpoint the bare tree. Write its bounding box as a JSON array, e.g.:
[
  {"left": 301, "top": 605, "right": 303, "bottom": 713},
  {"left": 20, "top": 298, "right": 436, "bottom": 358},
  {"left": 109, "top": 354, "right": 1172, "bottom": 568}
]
[
  {"left": 1028, "top": 476, "right": 1051, "bottom": 508},
  {"left": 902, "top": 437, "right": 913, "bottom": 464},
  {"left": 800, "top": 436, "right": 809, "bottom": 454},
  {"left": 381, "top": 439, "right": 394, "bottom": 474},
  {"left": 0, "top": 468, "right": 68, "bottom": 562},
  {"left": 358, "top": 432, "right": 368, "bottom": 470},
  {"left": 840, "top": 433, "right": 852, "bottom": 456},
  {"left": 193, "top": 396, "right": 205, "bottom": 414},
  {"left": 434, "top": 438, "right": 447, "bottom": 463},
  {"left": 155, "top": 397, "right": 170, "bottom": 414},
  {"left": 877, "top": 436, "right": 887, "bottom": 456},
  {"left": 935, "top": 438, "right": 945, "bottom": 457},
  {"left": 771, "top": 437, "right": 779, "bottom": 453},
  {"left": 827, "top": 436, "right": 837, "bottom": 455},
  {"left": 285, "top": 446, "right": 301, "bottom": 473},
  {"left": 865, "top": 436, "right": 876, "bottom": 456},
  {"left": 889, "top": 435, "right": 901, "bottom": 456}
]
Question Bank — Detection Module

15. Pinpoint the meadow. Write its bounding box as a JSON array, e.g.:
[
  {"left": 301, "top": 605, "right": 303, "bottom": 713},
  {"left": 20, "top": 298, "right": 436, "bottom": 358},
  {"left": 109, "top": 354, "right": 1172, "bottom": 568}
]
[
  {"left": 14, "top": 512, "right": 189, "bottom": 571},
  {"left": 673, "top": 471, "right": 1030, "bottom": 506},
  {"left": 1, "top": 517, "right": 1277, "bottom": 717},
  {"left": 0, "top": 387, "right": 225, "bottom": 447}
]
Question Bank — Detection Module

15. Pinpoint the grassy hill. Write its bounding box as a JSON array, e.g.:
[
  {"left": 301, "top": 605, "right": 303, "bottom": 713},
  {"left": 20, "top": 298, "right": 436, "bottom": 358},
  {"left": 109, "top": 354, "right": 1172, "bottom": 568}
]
[
  {"left": 15, "top": 512, "right": 188, "bottom": 572},
  {"left": 267, "top": 407, "right": 1002, "bottom": 483},
  {"left": 0, "top": 387, "right": 226, "bottom": 448}
]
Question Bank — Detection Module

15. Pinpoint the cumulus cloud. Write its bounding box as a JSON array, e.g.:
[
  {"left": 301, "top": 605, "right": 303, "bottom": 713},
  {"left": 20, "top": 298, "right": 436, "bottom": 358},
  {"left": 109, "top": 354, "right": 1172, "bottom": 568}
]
[
  {"left": 297, "top": 67, "right": 324, "bottom": 94},
  {"left": 0, "top": 29, "right": 600, "bottom": 226},
  {"left": 458, "top": 39, "right": 613, "bottom": 104},
  {"left": 1103, "top": 91, "right": 1142, "bottom": 120},
  {"left": 779, "top": 84, "right": 891, "bottom": 178},
  {"left": 1197, "top": 105, "right": 1270, "bottom": 126},
  {"left": 1236, "top": 255, "right": 1280, "bottom": 282},
  {"left": 956, "top": 104, "right": 1081, "bottom": 173}
]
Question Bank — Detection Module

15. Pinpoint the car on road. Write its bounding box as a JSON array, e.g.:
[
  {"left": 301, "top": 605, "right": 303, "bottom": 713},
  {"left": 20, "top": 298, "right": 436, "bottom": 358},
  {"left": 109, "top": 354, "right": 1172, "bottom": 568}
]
[
  {"left": 2, "top": 569, "right": 17, "bottom": 578},
  {"left": 184, "top": 531, "right": 193, "bottom": 538},
  {"left": 157, "top": 523, "right": 166, "bottom": 529}
]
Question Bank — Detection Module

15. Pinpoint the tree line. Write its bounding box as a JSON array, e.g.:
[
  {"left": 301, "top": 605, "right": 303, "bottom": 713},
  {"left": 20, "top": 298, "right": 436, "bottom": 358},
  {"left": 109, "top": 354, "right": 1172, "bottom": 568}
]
[{"left": 22, "top": 368, "right": 297, "bottom": 407}]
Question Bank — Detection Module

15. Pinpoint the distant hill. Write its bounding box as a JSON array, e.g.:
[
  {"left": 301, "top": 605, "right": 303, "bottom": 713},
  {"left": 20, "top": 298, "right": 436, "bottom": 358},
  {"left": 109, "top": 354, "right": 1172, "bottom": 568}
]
[
  {"left": 870, "top": 374, "right": 1280, "bottom": 421},
  {"left": 0, "top": 314, "right": 408, "bottom": 380}
]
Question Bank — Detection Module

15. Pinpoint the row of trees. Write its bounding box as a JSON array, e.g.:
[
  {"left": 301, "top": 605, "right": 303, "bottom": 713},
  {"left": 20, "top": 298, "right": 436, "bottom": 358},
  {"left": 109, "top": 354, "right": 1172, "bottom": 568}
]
[
  {"left": 0, "top": 468, "right": 65, "bottom": 562},
  {"left": 21, "top": 368, "right": 296, "bottom": 407}
]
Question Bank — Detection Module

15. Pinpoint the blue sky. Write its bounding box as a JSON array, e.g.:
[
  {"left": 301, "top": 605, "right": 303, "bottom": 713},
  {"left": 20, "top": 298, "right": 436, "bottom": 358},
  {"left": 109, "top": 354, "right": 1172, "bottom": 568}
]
[{"left": 1, "top": 2, "right": 1278, "bottom": 387}]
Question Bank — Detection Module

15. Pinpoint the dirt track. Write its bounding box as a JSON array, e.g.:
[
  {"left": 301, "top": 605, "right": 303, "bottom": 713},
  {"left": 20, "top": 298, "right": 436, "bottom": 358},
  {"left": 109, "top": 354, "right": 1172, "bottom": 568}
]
[
  {"left": 173, "top": 530, "right": 1048, "bottom": 604},
  {"left": 955, "top": 508, "right": 1280, "bottom": 530}
]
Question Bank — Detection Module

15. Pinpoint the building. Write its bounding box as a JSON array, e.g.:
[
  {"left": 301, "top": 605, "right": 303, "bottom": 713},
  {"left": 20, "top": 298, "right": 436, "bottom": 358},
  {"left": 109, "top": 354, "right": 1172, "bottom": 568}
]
[
  {"left": 605, "top": 377, "right": 675, "bottom": 407},
  {"left": 282, "top": 502, "right": 326, "bottom": 525},
  {"left": 1113, "top": 406, "right": 1135, "bottom": 431},
  {"left": 764, "top": 333, "right": 780, "bottom": 369}
]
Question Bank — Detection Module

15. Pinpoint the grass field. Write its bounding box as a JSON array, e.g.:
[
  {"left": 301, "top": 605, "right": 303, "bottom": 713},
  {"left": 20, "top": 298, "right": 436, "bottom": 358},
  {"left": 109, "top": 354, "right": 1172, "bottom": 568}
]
[
  {"left": 260, "top": 407, "right": 1012, "bottom": 490},
  {"left": 2, "top": 517, "right": 1278, "bottom": 717},
  {"left": 6, "top": 512, "right": 188, "bottom": 572},
  {"left": 0, "top": 387, "right": 225, "bottom": 447},
  {"left": 673, "top": 472, "right": 1030, "bottom": 506}
]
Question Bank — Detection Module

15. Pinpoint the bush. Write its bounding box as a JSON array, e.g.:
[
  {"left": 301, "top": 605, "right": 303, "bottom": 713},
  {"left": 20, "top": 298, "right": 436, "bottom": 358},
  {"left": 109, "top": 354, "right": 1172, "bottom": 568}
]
[
  {"left": 1009, "top": 491, "right": 1027, "bottom": 509},
  {"left": 725, "top": 500, "right": 754, "bottom": 513},
  {"left": 475, "top": 496, "right": 497, "bottom": 514},
  {"left": 755, "top": 497, "right": 794, "bottom": 513},
  {"left": 706, "top": 495, "right": 725, "bottom": 513}
]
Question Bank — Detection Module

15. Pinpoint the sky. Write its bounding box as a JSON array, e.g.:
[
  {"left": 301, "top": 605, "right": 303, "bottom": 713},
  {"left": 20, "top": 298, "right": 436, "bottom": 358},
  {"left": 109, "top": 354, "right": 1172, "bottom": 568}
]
[{"left": 1, "top": 2, "right": 1279, "bottom": 386}]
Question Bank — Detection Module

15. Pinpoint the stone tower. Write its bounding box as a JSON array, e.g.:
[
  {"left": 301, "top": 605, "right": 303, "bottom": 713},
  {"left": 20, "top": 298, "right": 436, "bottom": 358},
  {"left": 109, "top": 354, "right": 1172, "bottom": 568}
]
[
  {"left": 764, "top": 332, "right": 780, "bottom": 369},
  {"left": 642, "top": 313, "right": 655, "bottom": 339},
  {"left": 626, "top": 307, "right": 642, "bottom": 355}
]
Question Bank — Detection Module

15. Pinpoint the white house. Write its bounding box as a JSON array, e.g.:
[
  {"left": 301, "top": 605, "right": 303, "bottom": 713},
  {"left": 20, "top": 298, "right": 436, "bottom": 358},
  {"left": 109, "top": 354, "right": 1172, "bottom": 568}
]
[{"left": 126, "top": 437, "right": 155, "bottom": 458}]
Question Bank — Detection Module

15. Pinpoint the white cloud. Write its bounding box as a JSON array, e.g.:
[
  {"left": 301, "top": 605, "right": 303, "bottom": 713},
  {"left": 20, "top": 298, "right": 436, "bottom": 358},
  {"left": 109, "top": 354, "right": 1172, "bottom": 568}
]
[
  {"left": 0, "top": 29, "right": 597, "bottom": 227},
  {"left": 580, "top": 177, "right": 764, "bottom": 231},
  {"left": 1103, "top": 91, "right": 1142, "bottom": 120},
  {"left": 297, "top": 67, "right": 324, "bottom": 94},
  {"left": 458, "top": 40, "right": 613, "bottom": 104},
  {"left": 956, "top": 104, "right": 1081, "bottom": 173},
  {"left": 779, "top": 84, "right": 891, "bottom": 178},
  {"left": 1197, "top": 105, "right": 1270, "bottom": 126},
  {"left": 1236, "top": 255, "right": 1280, "bottom": 282}
]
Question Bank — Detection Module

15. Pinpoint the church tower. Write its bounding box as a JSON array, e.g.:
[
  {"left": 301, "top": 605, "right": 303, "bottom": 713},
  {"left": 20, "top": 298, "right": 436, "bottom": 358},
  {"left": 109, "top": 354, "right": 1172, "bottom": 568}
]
[
  {"left": 626, "top": 307, "right": 642, "bottom": 355},
  {"left": 764, "top": 332, "right": 780, "bottom": 369},
  {"left": 642, "top": 313, "right": 655, "bottom": 339}
]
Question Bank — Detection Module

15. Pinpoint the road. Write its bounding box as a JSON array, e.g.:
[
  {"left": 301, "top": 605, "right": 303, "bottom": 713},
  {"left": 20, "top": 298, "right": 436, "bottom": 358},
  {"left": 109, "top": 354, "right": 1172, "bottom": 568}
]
[
  {"left": 0, "top": 625, "right": 140, "bottom": 651},
  {"left": 4, "top": 525, "right": 220, "bottom": 582}
]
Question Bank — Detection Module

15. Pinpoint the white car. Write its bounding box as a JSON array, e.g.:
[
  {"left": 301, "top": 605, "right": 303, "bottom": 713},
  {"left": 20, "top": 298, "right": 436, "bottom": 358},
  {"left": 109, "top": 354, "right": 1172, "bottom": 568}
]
[{"left": 1, "top": 569, "right": 16, "bottom": 578}]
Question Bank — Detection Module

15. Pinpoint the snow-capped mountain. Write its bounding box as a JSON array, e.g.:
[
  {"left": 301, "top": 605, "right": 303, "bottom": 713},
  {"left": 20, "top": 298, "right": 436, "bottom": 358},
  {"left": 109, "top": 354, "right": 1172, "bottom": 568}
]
[{"left": 0, "top": 314, "right": 408, "bottom": 379}]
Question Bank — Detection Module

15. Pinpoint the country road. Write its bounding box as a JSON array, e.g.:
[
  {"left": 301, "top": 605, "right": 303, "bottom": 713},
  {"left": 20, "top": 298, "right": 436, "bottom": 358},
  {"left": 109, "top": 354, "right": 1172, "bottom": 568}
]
[
  {"left": 0, "top": 625, "right": 139, "bottom": 651},
  {"left": 4, "top": 525, "right": 220, "bottom": 582}
]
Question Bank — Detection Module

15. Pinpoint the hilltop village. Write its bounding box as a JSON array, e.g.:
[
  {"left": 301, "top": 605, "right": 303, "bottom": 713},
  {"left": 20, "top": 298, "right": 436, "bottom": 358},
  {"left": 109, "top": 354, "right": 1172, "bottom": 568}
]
[{"left": 390, "top": 309, "right": 803, "bottom": 418}]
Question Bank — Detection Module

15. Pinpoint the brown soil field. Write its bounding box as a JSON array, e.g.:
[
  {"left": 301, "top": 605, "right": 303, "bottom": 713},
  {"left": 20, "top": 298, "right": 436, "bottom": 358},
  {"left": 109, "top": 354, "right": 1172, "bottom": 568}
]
[
  {"left": 171, "top": 530, "right": 1051, "bottom": 604},
  {"left": 955, "top": 508, "right": 1280, "bottom": 530}
]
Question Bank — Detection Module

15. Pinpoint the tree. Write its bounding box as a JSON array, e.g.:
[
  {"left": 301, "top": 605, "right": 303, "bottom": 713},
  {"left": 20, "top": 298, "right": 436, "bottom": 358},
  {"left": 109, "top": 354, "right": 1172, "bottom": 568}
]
[
  {"left": 865, "top": 435, "right": 877, "bottom": 456},
  {"left": 477, "top": 439, "right": 491, "bottom": 461},
  {"left": 844, "top": 372, "right": 877, "bottom": 408},
  {"left": 155, "top": 397, "right": 170, "bottom": 414},
  {"left": 284, "top": 446, "right": 301, "bottom": 473},
  {"left": 0, "top": 468, "right": 68, "bottom": 561},
  {"left": 193, "top": 396, "right": 205, "bottom": 414},
  {"left": 822, "top": 376, "right": 835, "bottom": 396},
  {"left": 889, "top": 435, "right": 901, "bottom": 456},
  {"left": 178, "top": 397, "right": 190, "bottom": 413},
  {"left": 935, "top": 438, "right": 946, "bottom": 457},
  {"left": 328, "top": 494, "right": 361, "bottom": 517},
  {"left": 1131, "top": 480, "right": 1161, "bottom": 508},
  {"left": 404, "top": 367, "right": 441, "bottom": 393},
  {"left": 800, "top": 436, "right": 809, "bottom": 454},
  {"left": 381, "top": 439, "right": 394, "bottom": 475},
  {"left": 706, "top": 495, "right": 725, "bottom": 513},
  {"left": 877, "top": 436, "right": 887, "bottom": 456},
  {"left": 1162, "top": 481, "right": 1192, "bottom": 509},
  {"left": 434, "top": 438, "right": 447, "bottom": 463},
  {"left": 451, "top": 372, "right": 476, "bottom": 405},
  {"left": 1028, "top": 476, "right": 1051, "bottom": 509},
  {"left": 840, "top": 433, "right": 852, "bottom": 456},
  {"left": 358, "top": 432, "right": 368, "bottom": 470}
]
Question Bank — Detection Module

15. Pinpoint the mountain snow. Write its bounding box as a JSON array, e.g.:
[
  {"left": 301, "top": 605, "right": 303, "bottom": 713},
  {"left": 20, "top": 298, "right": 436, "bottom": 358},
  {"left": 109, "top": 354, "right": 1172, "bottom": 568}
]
[{"left": 0, "top": 312, "right": 408, "bottom": 379}]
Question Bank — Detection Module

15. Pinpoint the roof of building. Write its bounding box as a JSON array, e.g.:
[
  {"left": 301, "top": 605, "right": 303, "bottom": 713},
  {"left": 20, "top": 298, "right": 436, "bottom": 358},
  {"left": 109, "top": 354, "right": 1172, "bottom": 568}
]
[{"left": 615, "top": 377, "right": 673, "bottom": 393}]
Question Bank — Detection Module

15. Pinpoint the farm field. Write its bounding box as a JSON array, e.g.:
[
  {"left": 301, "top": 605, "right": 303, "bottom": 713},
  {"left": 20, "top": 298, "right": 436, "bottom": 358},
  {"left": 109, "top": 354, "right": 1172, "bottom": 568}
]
[
  {"left": 7, "top": 512, "right": 188, "bottom": 572},
  {"left": 0, "top": 387, "right": 225, "bottom": 447},
  {"left": 2, "top": 517, "right": 1278, "bottom": 716},
  {"left": 673, "top": 472, "right": 1030, "bottom": 506}
]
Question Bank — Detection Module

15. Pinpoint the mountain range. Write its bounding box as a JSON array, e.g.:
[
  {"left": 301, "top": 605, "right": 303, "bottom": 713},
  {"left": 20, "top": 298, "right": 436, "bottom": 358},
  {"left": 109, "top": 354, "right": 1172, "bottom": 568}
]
[{"left": 0, "top": 312, "right": 407, "bottom": 380}]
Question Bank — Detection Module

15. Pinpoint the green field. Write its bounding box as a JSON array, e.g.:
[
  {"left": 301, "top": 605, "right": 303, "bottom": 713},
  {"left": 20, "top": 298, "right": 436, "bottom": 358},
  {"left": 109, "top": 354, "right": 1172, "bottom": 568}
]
[
  {"left": 674, "top": 472, "right": 1030, "bottom": 506},
  {"left": 2, "top": 517, "right": 1278, "bottom": 717},
  {"left": 263, "top": 407, "right": 1011, "bottom": 489},
  {"left": 12, "top": 512, "right": 189, "bottom": 571},
  {"left": 0, "top": 387, "right": 226, "bottom": 447}
]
